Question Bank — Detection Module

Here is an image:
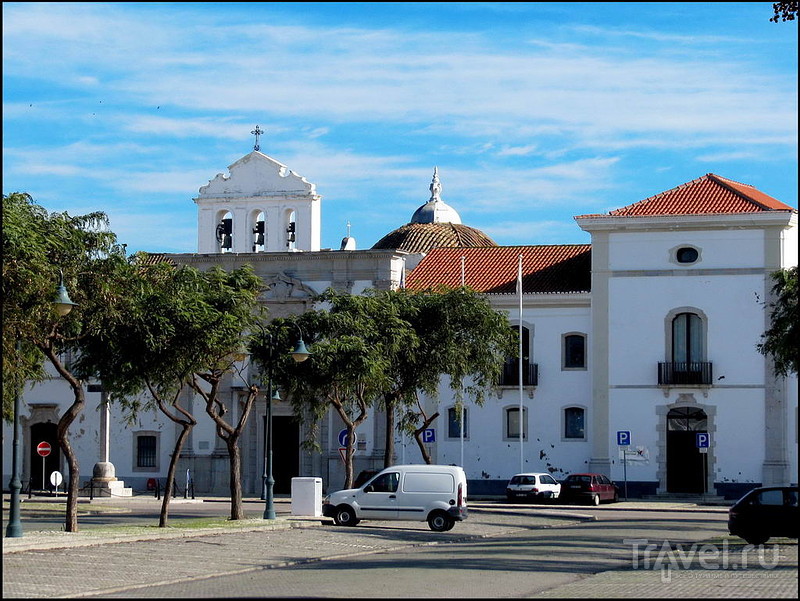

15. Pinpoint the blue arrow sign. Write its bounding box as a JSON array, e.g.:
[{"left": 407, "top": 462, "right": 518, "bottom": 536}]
[{"left": 338, "top": 429, "right": 357, "bottom": 447}]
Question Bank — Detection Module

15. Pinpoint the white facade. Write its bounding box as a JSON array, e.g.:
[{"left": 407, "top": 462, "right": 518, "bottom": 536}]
[
  {"left": 195, "top": 151, "right": 321, "bottom": 254},
  {"left": 4, "top": 149, "right": 797, "bottom": 500}
]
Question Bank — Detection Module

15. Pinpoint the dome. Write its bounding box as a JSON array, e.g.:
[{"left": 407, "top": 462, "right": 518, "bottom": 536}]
[
  {"left": 372, "top": 222, "right": 496, "bottom": 253},
  {"left": 410, "top": 167, "right": 461, "bottom": 224},
  {"left": 372, "top": 167, "right": 496, "bottom": 253}
]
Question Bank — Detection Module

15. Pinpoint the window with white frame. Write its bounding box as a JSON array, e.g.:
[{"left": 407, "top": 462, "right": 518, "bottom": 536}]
[
  {"left": 563, "top": 407, "right": 586, "bottom": 440},
  {"left": 447, "top": 406, "right": 468, "bottom": 439},
  {"left": 505, "top": 406, "right": 528, "bottom": 440}
]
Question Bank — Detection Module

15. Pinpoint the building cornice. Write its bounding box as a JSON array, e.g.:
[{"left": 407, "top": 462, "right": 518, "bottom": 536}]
[{"left": 574, "top": 211, "right": 797, "bottom": 233}]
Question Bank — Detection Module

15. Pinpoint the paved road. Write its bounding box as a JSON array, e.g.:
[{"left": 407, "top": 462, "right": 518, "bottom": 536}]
[{"left": 2, "top": 495, "right": 797, "bottom": 598}]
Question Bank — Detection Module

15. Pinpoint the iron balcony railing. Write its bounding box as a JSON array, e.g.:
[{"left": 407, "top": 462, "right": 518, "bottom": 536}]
[
  {"left": 658, "top": 362, "right": 713, "bottom": 386},
  {"left": 500, "top": 361, "right": 539, "bottom": 387}
]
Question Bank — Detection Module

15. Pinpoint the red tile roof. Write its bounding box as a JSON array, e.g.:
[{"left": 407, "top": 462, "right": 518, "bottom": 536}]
[
  {"left": 593, "top": 173, "right": 793, "bottom": 217},
  {"left": 406, "top": 245, "right": 591, "bottom": 294}
]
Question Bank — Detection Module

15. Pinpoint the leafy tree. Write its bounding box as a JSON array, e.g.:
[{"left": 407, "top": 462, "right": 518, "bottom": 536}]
[
  {"left": 771, "top": 2, "right": 798, "bottom": 22},
  {"left": 262, "top": 292, "right": 394, "bottom": 489},
  {"left": 395, "top": 287, "right": 516, "bottom": 463},
  {"left": 189, "top": 266, "right": 264, "bottom": 520},
  {"left": 267, "top": 287, "right": 515, "bottom": 484},
  {"left": 74, "top": 259, "right": 262, "bottom": 525},
  {"left": 757, "top": 266, "right": 799, "bottom": 377},
  {"left": 2, "top": 192, "right": 126, "bottom": 532},
  {"left": 363, "top": 287, "right": 515, "bottom": 468}
]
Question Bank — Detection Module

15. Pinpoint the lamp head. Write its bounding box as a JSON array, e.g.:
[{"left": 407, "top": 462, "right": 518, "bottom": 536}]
[
  {"left": 53, "top": 272, "right": 77, "bottom": 316},
  {"left": 291, "top": 338, "right": 311, "bottom": 363}
]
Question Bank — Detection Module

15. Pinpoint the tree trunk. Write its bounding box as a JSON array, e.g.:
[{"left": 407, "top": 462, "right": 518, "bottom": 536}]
[
  {"left": 413, "top": 433, "right": 433, "bottom": 464},
  {"left": 227, "top": 436, "right": 244, "bottom": 520},
  {"left": 44, "top": 346, "right": 85, "bottom": 532},
  {"left": 383, "top": 395, "right": 395, "bottom": 468},
  {"left": 59, "top": 428, "right": 81, "bottom": 532},
  {"left": 344, "top": 433, "right": 355, "bottom": 490},
  {"left": 159, "top": 423, "right": 192, "bottom": 528}
]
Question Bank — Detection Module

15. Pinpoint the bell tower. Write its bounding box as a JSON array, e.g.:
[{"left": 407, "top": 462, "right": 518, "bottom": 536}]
[{"left": 194, "top": 127, "right": 321, "bottom": 254}]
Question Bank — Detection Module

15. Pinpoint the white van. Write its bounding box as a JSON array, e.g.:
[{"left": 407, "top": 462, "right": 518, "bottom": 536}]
[{"left": 322, "top": 464, "right": 468, "bottom": 531}]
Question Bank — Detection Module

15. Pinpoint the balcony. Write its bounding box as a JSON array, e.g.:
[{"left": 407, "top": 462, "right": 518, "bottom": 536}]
[
  {"left": 500, "top": 361, "right": 538, "bottom": 387},
  {"left": 658, "top": 362, "right": 713, "bottom": 386}
]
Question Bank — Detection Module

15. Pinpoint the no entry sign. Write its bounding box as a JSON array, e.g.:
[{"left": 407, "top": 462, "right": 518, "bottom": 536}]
[{"left": 37, "top": 441, "right": 52, "bottom": 457}]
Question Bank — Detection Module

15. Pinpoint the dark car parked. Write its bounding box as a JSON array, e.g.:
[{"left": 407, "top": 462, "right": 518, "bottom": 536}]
[
  {"left": 560, "top": 473, "right": 618, "bottom": 505},
  {"left": 728, "top": 485, "right": 799, "bottom": 545}
]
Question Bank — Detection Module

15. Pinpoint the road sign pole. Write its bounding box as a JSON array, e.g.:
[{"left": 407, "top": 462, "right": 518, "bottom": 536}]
[
  {"left": 623, "top": 453, "right": 627, "bottom": 500},
  {"left": 617, "top": 431, "right": 630, "bottom": 500}
]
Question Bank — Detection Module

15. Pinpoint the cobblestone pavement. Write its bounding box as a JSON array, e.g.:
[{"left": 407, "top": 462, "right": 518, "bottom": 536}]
[{"left": 2, "top": 495, "right": 797, "bottom": 598}]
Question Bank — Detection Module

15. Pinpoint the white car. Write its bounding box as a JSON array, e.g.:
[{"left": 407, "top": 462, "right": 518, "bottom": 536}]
[{"left": 505, "top": 472, "right": 561, "bottom": 503}]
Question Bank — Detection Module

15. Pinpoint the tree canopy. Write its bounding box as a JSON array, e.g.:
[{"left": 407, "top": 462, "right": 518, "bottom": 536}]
[
  {"left": 73, "top": 259, "right": 264, "bottom": 524},
  {"left": 2, "top": 191, "right": 127, "bottom": 532},
  {"left": 261, "top": 287, "right": 515, "bottom": 487},
  {"left": 758, "top": 266, "right": 799, "bottom": 377},
  {"left": 771, "top": 2, "right": 798, "bottom": 22}
]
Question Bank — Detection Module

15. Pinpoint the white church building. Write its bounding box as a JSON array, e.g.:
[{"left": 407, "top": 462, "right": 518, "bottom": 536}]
[{"left": 4, "top": 140, "right": 797, "bottom": 500}]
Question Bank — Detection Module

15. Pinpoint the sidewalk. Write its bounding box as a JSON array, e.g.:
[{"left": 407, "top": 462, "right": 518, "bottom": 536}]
[{"left": 2, "top": 494, "right": 319, "bottom": 554}]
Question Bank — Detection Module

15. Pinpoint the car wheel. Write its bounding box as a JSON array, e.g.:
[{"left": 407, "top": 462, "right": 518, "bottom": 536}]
[
  {"left": 612, "top": 491, "right": 619, "bottom": 503},
  {"left": 590, "top": 493, "right": 600, "bottom": 506},
  {"left": 427, "top": 510, "right": 455, "bottom": 532},
  {"left": 333, "top": 504, "right": 359, "bottom": 527}
]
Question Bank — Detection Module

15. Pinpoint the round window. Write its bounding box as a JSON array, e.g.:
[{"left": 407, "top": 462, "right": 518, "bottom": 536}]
[{"left": 676, "top": 247, "right": 699, "bottom": 263}]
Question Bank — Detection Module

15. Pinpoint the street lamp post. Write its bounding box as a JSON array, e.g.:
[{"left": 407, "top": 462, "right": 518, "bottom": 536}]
[
  {"left": 5, "top": 341, "right": 24, "bottom": 538},
  {"left": 258, "top": 322, "right": 310, "bottom": 520},
  {"left": 6, "top": 271, "right": 76, "bottom": 538}
]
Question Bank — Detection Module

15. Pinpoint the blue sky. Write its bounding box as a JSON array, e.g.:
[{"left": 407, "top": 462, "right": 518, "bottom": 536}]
[{"left": 3, "top": 2, "right": 797, "bottom": 254}]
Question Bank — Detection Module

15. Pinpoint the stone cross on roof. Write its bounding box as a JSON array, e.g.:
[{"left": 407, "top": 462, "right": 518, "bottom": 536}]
[{"left": 250, "top": 125, "right": 264, "bottom": 151}]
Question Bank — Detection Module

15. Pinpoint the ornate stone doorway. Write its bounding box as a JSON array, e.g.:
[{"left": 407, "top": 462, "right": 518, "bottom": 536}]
[{"left": 666, "top": 406, "right": 708, "bottom": 493}]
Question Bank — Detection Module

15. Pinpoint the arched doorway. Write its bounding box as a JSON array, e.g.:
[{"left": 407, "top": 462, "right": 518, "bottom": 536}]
[
  {"left": 666, "top": 407, "right": 707, "bottom": 493},
  {"left": 29, "top": 422, "right": 60, "bottom": 492}
]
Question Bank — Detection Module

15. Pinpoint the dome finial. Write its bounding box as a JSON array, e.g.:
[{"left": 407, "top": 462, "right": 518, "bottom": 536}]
[{"left": 429, "top": 167, "right": 442, "bottom": 202}]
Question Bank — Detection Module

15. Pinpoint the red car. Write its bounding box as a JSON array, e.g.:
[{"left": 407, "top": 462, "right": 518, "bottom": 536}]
[{"left": 560, "top": 473, "right": 619, "bottom": 505}]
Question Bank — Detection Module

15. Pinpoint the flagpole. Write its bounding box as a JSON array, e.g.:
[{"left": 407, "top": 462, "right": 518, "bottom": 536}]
[
  {"left": 460, "top": 255, "right": 465, "bottom": 469},
  {"left": 518, "top": 254, "right": 524, "bottom": 473}
]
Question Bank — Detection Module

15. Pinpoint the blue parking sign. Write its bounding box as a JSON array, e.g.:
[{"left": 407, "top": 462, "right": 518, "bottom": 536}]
[
  {"left": 617, "top": 431, "right": 631, "bottom": 446},
  {"left": 696, "top": 433, "right": 710, "bottom": 448},
  {"left": 422, "top": 429, "right": 436, "bottom": 443}
]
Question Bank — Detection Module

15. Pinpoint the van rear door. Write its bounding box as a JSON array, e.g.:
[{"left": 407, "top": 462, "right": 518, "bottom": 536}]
[{"left": 355, "top": 470, "right": 399, "bottom": 520}]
